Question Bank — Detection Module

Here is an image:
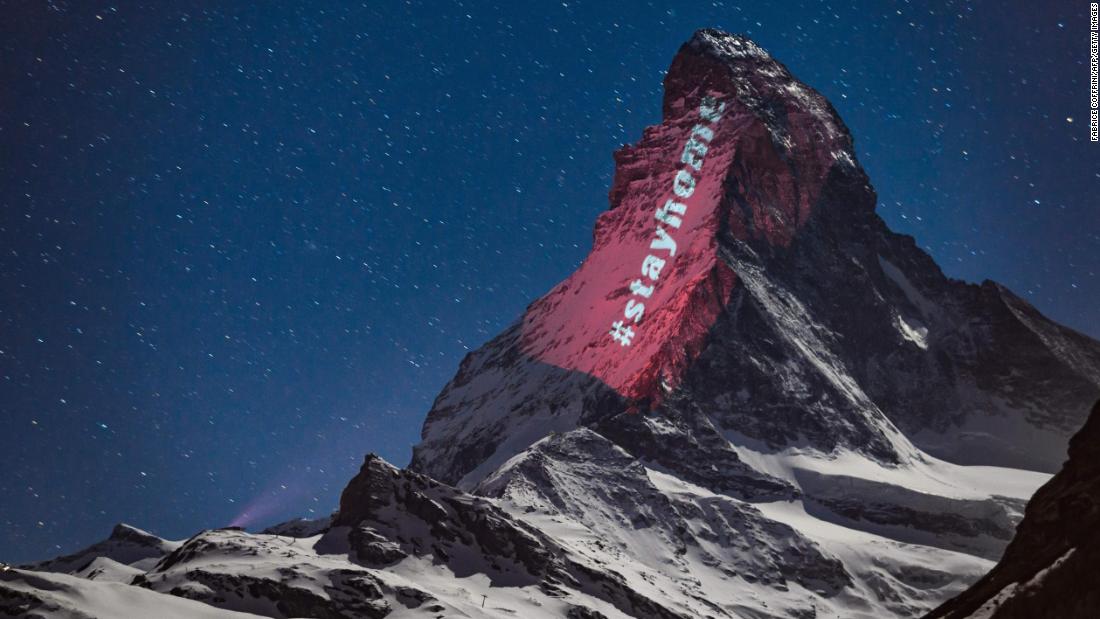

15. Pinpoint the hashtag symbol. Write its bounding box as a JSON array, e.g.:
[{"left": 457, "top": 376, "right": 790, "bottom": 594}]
[{"left": 609, "top": 321, "right": 635, "bottom": 346}]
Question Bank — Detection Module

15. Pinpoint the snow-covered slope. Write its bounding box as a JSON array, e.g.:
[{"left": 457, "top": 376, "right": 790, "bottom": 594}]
[
  {"left": 3, "top": 446, "right": 1049, "bottom": 618},
  {"left": 24, "top": 523, "right": 179, "bottom": 575},
  {"left": 0, "top": 567, "right": 268, "bottom": 619},
  {"left": 476, "top": 428, "right": 1046, "bottom": 618}
]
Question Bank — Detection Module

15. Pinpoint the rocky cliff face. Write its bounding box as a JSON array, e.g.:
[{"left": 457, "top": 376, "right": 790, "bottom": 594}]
[
  {"left": 925, "top": 399, "right": 1100, "bottom": 619},
  {"left": 411, "top": 29, "right": 1100, "bottom": 491}
]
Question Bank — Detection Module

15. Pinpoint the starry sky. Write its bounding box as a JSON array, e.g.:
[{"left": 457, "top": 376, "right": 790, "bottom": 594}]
[{"left": 1, "top": 1, "right": 1096, "bottom": 563}]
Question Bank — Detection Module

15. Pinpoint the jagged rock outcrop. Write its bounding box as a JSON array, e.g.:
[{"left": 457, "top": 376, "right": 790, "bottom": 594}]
[
  {"left": 926, "top": 400, "right": 1100, "bottom": 618},
  {"left": 332, "top": 454, "right": 691, "bottom": 619},
  {"left": 260, "top": 516, "right": 333, "bottom": 538}
]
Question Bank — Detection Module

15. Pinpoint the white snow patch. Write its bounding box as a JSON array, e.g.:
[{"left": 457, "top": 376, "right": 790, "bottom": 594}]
[
  {"left": 719, "top": 430, "right": 1048, "bottom": 502},
  {"left": 72, "top": 556, "right": 144, "bottom": 583},
  {"left": 895, "top": 313, "right": 930, "bottom": 349},
  {"left": 0, "top": 569, "right": 267, "bottom": 619}
]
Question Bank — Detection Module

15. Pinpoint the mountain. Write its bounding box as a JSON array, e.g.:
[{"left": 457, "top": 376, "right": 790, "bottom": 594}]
[
  {"left": 406, "top": 27, "right": 1100, "bottom": 616},
  {"left": 23, "top": 524, "right": 179, "bottom": 580},
  {"left": 411, "top": 29, "right": 1100, "bottom": 488},
  {"left": 5, "top": 28, "right": 1100, "bottom": 619},
  {"left": 925, "top": 399, "right": 1100, "bottom": 618}
]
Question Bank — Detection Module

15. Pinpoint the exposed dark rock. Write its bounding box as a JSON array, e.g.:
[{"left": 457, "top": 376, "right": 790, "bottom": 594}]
[
  {"left": 260, "top": 515, "right": 333, "bottom": 538},
  {"left": 926, "top": 400, "right": 1100, "bottom": 618},
  {"left": 347, "top": 525, "right": 406, "bottom": 566},
  {"left": 336, "top": 453, "right": 691, "bottom": 619}
]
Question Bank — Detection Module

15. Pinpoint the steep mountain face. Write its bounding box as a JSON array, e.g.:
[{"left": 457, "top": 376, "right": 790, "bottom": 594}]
[
  {"left": 8, "top": 29, "right": 1100, "bottom": 619},
  {"left": 925, "top": 399, "right": 1100, "bottom": 619},
  {"left": 411, "top": 29, "right": 1100, "bottom": 490},
  {"left": 404, "top": 27, "right": 1100, "bottom": 617}
]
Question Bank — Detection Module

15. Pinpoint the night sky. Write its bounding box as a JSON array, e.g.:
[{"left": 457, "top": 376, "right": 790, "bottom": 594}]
[{"left": 2, "top": 1, "right": 1096, "bottom": 563}]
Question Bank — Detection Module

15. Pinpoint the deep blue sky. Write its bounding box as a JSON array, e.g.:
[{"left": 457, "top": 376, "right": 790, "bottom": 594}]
[{"left": 1, "top": 1, "right": 1095, "bottom": 563}]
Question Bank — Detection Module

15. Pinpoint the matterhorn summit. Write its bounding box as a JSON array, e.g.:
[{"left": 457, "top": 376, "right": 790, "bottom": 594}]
[{"left": 5, "top": 29, "right": 1100, "bottom": 619}]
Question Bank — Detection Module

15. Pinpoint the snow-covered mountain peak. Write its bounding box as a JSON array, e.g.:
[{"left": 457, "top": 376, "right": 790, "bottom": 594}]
[
  {"left": 412, "top": 29, "right": 1100, "bottom": 492},
  {"left": 401, "top": 28, "right": 1100, "bottom": 616}
]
